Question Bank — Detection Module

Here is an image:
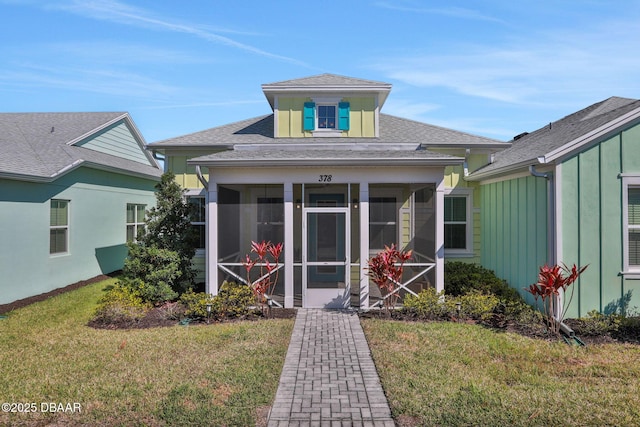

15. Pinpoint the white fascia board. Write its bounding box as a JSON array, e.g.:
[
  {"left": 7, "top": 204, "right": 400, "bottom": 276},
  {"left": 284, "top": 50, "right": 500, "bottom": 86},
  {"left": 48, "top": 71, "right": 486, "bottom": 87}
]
[
  {"left": 189, "top": 157, "right": 464, "bottom": 168},
  {"left": 542, "top": 107, "right": 640, "bottom": 163}
]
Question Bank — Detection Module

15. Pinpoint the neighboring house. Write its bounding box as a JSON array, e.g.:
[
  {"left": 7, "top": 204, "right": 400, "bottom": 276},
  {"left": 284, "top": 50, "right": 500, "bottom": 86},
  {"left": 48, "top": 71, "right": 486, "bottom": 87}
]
[
  {"left": 0, "top": 112, "right": 162, "bottom": 305},
  {"left": 468, "top": 97, "right": 640, "bottom": 317},
  {"left": 148, "top": 74, "right": 507, "bottom": 308}
]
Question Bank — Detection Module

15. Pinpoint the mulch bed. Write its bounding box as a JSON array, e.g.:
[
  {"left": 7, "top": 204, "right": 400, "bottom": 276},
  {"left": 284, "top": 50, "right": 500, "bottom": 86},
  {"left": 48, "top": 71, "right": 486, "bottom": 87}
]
[
  {"left": 0, "top": 273, "right": 117, "bottom": 315},
  {"left": 87, "top": 305, "right": 298, "bottom": 330},
  {"left": 359, "top": 309, "right": 640, "bottom": 345}
]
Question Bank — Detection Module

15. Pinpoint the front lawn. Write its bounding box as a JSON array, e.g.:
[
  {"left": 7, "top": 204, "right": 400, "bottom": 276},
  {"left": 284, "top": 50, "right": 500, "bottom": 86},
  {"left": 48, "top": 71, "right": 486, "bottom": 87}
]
[
  {"left": 0, "top": 278, "right": 294, "bottom": 426},
  {"left": 362, "top": 318, "right": 640, "bottom": 427}
]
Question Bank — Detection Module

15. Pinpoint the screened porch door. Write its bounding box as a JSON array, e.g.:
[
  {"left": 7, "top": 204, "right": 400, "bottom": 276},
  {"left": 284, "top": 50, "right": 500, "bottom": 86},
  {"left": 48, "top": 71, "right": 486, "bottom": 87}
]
[{"left": 303, "top": 195, "right": 350, "bottom": 308}]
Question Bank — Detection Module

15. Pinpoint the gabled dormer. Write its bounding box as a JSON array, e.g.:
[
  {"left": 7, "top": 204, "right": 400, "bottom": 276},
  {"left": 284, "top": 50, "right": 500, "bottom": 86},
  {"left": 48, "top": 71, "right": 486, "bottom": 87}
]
[{"left": 261, "top": 73, "right": 391, "bottom": 138}]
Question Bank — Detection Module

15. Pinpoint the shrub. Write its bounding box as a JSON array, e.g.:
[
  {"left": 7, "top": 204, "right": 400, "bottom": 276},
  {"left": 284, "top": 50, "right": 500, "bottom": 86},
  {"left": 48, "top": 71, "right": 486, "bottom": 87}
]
[
  {"left": 179, "top": 289, "right": 215, "bottom": 319},
  {"left": 459, "top": 291, "right": 500, "bottom": 321},
  {"left": 570, "top": 310, "right": 621, "bottom": 336},
  {"left": 404, "top": 288, "right": 452, "bottom": 320},
  {"left": 92, "top": 284, "right": 151, "bottom": 324},
  {"left": 215, "top": 281, "right": 254, "bottom": 318},
  {"left": 179, "top": 282, "right": 254, "bottom": 320},
  {"left": 122, "top": 244, "right": 180, "bottom": 303},
  {"left": 445, "top": 262, "right": 521, "bottom": 302}
]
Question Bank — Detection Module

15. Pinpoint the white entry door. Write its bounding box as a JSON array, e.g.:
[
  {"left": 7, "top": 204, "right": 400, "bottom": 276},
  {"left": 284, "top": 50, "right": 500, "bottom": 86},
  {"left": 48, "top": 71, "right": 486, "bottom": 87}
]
[{"left": 303, "top": 196, "right": 350, "bottom": 308}]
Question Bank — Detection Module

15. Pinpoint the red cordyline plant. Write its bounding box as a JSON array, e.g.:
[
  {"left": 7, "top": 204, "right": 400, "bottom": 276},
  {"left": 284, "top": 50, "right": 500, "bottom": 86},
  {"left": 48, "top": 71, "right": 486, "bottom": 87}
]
[
  {"left": 525, "top": 263, "right": 588, "bottom": 336},
  {"left": 367, "top": 244, "right": 413, "bottom": 315},
  {"left": 243, "top": 240, "right": 283, "bottom": 317}
]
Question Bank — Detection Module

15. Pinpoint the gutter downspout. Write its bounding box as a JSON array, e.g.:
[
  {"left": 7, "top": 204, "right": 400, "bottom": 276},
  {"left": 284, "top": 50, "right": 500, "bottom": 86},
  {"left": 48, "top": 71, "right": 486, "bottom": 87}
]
[
  {"left": 195, "top": 165, "right": 209, "bottom": 190},
  {"left": 462, "top": 149, "right": 471, "bottom": 180}
]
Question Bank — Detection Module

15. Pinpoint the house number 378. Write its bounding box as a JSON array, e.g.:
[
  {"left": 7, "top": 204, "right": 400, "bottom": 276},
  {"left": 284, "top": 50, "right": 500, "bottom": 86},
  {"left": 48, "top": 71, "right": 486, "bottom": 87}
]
[{"left": 318, "top": 175, "right": 332, "bottom": 182}]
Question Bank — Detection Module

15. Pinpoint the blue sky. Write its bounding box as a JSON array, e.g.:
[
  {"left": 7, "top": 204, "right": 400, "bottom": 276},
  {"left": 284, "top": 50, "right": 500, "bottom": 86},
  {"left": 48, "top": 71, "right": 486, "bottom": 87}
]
[{"left": 2, "top": 0, "right": 640, "bottom": 143}]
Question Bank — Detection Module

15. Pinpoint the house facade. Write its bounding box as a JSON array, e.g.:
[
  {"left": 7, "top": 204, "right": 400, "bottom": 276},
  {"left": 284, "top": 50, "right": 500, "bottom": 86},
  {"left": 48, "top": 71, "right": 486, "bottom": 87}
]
[
  {"left": 0, "top": 112, "right": 162, "bottom": 305},
  {"left": 149, "top": 74, "right": 507, "bottom": 308},
  {"left": 469, "top": 97, "right": 640, "bottom": 317}
]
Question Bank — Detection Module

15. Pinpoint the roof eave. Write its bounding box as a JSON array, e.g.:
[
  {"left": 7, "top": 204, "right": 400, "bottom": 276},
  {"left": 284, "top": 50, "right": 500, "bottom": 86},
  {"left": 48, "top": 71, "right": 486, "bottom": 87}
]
[
  {"left": 466, "top": 158, "right": 542, "bottom": 182},
  {"left": 189, "top": 157, "right": 463, "bottom": 168}
]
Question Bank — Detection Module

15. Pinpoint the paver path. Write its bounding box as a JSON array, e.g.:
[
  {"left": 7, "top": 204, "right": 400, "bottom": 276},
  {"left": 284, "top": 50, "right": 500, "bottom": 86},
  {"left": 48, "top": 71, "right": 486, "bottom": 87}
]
[{"left": 267, "top": 309, "right": 396, "bottom": 427}]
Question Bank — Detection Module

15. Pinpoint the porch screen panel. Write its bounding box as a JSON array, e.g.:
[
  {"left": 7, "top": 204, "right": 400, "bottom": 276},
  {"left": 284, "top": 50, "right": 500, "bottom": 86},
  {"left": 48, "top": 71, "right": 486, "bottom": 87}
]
[
  {"left": 257, "top": 197, "right": 284, "bottom": 244},
  {"left": 629, "top": 187, "right": 640, "bottom": 266},
  {"left": 413, "top": 186, "right": 436, "bottom": 260},
  {"left": 369, "top": 197, "right": 397, "bottom": 250},
  {"left": 218, "top": 186, "right": 241, "bottom": 259}
]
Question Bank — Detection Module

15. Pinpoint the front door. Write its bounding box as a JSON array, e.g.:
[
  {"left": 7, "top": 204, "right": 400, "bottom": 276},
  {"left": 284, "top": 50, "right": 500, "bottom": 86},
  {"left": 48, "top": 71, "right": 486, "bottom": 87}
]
[{"left": 303, "top": 194, "right": 350, "bottom": 308}]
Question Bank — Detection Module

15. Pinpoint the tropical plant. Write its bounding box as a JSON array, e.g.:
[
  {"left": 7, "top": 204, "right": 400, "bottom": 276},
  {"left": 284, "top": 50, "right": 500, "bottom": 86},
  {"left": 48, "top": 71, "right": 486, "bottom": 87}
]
[
  {"left": 367, "top": 244, "right": 413, "bottom": 315},
  {"left": 525, "top": 263, "right": 588, "bottom": 336},
  {"left": 243, "top": 240, "right": 283, "bottom": 316}
]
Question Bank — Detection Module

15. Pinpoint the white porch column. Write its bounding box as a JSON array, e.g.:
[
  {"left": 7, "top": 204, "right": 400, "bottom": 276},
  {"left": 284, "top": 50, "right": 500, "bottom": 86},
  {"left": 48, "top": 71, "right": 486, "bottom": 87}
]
[
  {"left": 359, "top": 183, "right": 370, "bottom": 308},
  {"left": 435, "top": 178, "right": 445, "bottom": 293},
  {"left": 283, "top": 182, "right": 294, "bottom": 308},
  {"left": 207, "top": 181, "right": 219, "bottom": 295}
]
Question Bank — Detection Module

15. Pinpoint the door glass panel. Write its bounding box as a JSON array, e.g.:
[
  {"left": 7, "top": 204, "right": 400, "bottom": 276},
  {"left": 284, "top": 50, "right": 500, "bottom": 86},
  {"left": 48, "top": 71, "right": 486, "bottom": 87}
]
[{"left": 307, "top": 212, "right": 345, "bottom": 263}]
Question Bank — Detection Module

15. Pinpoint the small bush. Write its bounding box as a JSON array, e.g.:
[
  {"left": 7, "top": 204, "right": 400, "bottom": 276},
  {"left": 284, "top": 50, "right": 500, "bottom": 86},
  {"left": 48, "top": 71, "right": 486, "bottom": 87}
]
[
  {"left": 179, "top": 289, "right": 215, "bottom": 319},
  {"left": 459, "top": 291, "right": 500, "bottom": 321},
  {"left": 93, "top": 284, "right": 151, "bottom": 324},
  {"left": 570, "top": 310, "right": 621, "bottom": 336},
  {"left": 215, "top": 281, "right": 254, "bottom": 318},
  {"left": 178, "top": 282, "right": 254, "bottom": 320},
  {"left": 123, "top": 244, "right": 181, "bottom": 300},
  {"left": 404, "top": 288, "right": 452, "bottom": 320},
  {"left": 445, "top": 262, "right": 521, "bottom": 302},
  {"left": 119, "top": 276, "right": 177, "bottom": 306}
]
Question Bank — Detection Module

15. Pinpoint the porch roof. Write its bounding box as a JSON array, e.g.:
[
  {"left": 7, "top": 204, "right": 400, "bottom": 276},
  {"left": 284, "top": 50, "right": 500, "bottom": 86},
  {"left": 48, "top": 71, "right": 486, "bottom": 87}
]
[{"left": 188, "top": 145, "right": 463, "bottom": 167}]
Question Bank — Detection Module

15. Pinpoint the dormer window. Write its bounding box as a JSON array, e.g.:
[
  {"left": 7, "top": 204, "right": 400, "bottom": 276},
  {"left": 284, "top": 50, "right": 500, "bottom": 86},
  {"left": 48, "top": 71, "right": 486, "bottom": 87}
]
[
  {"left": 304, "top": 100, "right": 350, "bottom": 134},
  {"left": 318, "top": 105, "right": 336, "bottom": 129}
]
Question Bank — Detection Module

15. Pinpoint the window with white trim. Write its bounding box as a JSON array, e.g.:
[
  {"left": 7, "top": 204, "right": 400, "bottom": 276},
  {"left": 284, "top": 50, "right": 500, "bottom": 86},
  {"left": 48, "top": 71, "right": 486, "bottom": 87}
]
[
  {"left": 50, "top": 199, "right": 69, "bottom": 254},
  {"left": 187, "top": 196, "right": 206, "bottom": 250},
  {"left": 628, "top": 187, "right": 640, "bottom": 267},
  {"left": 126, "top": 204, "right": 146, "bottom": 242},
  {"left": 623, "top": 177, "right": 640, "bottom": 274},
  {"left": 303, "top": 100, "right": 350, "bottom": 132},
  {"left": 444, "top": 191, "right": 473, "bottom": 254}
]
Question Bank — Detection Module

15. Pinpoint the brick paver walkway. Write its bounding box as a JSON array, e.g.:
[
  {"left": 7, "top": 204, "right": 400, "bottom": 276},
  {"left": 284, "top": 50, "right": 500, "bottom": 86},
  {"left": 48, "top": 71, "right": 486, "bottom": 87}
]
[{"left": 267, "top": 309, "right": 395, "bottom": 427}]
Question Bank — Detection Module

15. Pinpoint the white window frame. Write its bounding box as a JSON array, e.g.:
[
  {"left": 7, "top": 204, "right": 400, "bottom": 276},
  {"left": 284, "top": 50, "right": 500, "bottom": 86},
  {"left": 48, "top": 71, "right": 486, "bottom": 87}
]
[
  {"left": 186, "top": 189, "right": 207, "bottom": 255},
  {"left": 50, "top": 199, "right": 70, "bottom": 255},
  {"left": 622, "top": 175, "right": 640, "bottom": 277},
  {"left": 126, "top": 203, "right": 146, "bottom": 243},
  {"left": 311, "top": 97, "right": 342, "bottom": 137},
  {"left": 443, "top": 188, "right": 474, "bottom": 257}
]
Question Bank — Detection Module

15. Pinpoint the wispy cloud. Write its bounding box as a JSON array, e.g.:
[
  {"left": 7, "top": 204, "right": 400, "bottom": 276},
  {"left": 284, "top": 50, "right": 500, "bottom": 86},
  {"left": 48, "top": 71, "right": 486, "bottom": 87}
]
[
  {"left": 43, "top": 0, "right": 309, "bottom": 67},
  {"left": 375, "top": 18, "right": 640, "bottom": 107},
  {"left": 375, "top": 1, "right": 505, "bottom": 24}
]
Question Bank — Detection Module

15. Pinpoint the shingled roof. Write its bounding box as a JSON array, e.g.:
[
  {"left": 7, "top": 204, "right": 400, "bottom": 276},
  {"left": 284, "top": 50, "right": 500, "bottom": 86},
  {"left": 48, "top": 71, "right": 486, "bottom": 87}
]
[
  {"left": 469, "top": 97, "right": 640, "bottom": 179},
  {"left": 0, "top": 112, "right": 161, "bottom": 182},
  {"left": 149, "top": 113, "right": 505, "bottom": 150}
]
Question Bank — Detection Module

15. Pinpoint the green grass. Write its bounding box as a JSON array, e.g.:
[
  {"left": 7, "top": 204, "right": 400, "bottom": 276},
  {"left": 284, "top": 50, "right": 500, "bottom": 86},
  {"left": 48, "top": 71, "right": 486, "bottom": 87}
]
[
  {"left": 0, "top": 279, "right": 294, "bottom": 426},
  {"left": 361, "top": 318, "right": 640, "bottom": 427}
]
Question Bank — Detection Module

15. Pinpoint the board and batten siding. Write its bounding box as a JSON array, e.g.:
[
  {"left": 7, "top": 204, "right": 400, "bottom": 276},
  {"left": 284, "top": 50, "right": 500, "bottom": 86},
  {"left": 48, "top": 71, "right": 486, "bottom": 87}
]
[
  {"left": 480, "top": 175, "right": 548, "bottom": 306},
  {"left": 76, "top": 120, "right": 151, "bottom": 165},
  {"left": 276, "top": 97, "right": 376, "bottom": 138},
  {"left": 559, "top": 123, "right": 640, "bottom": 317}
]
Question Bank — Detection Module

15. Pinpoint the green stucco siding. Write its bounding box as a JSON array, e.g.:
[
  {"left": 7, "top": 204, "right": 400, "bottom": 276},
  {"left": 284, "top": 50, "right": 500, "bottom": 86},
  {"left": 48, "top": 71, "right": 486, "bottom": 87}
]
[
  {"left": 481, "top": 176, "right": 548, "bottom": 305},
  {"left": 560, "top": 126, "right": 640, "bottom": 317},
  {"left": 0, "top": 169, "right": 158, "bottom": 305}
]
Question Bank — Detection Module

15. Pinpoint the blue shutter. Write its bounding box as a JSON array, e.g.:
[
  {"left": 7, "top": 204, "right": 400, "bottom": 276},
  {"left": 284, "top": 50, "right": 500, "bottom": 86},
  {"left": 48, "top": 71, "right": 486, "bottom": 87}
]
[
  {"left": 338, "top": 102, "right": 350, "bottom": 130},
  {"left": 303, "top": 102, "right": 315, "bottom": 131}
]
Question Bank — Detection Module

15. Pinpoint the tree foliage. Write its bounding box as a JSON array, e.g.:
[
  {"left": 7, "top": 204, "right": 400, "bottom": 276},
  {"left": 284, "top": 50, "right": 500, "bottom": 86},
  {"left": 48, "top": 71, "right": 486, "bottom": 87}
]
[{"left": 137, "top": 171, "right": 200, "bottom": 293}]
